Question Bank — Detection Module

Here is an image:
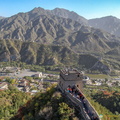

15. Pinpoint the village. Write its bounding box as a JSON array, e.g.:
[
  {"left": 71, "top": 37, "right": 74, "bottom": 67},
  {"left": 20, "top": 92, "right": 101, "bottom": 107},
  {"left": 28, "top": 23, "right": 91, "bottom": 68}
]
[
  {"left": 0, "top": 67, "right": 59, "bottom": 95},
  {"left": 0, "top": 67, "right": 120, "bottom": 95}
]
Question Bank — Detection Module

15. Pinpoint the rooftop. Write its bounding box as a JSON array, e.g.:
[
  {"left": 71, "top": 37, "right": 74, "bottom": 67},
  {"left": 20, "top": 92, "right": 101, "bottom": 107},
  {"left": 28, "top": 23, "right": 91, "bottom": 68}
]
[
  {"left": 0, "top": 82, "right": 8, "bottom": 88},
  {"left": 61, "top": 68, "right": 83, "bottom": 75}
]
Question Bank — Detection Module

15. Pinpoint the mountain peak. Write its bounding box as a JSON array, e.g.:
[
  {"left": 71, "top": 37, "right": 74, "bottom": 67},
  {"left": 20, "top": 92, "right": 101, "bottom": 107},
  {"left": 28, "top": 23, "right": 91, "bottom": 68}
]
[
  {"left": 102, "top": 15, "right": 119, "bottom": 19},
  {"left": 89, "top": 15, "right": 120, "bottom": 37},
  {"left": 27, "top": 7, "right": 88, "bottom": 25},
  {"left": 103, "top": 16, "right": 120, "bottom": 22},
  {"left": 30, "top": 7, "right": 46, "bottom": 13},
  {"left": 52, "top": 8, "right": 87, "bottom": 25},
  {"left": 89, "top": 15, "right": 120, "bottom": 21},
  {"left": 52, "top": 7, "right": 73, "bottom": 13}
]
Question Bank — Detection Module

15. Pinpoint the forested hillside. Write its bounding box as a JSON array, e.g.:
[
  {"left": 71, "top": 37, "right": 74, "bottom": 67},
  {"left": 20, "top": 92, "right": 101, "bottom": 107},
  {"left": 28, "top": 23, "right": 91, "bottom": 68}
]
[
  {"left": 0, "top": 40, "right": 78, "bottom": 66},
  {"left": 11, "top": 85, "right": 79, "bottom": 120},
  {"left": 10, "top": 85, "right": 119, "bottom": 120},
  {"left": 0, "top": 39, "right": 114, "bottom": 73},
  {"left": 84, "top": 87, "right": 120, "bottom": 120},
  {"left": 0, "top": 85, "right": 31, "bottom": 120}
]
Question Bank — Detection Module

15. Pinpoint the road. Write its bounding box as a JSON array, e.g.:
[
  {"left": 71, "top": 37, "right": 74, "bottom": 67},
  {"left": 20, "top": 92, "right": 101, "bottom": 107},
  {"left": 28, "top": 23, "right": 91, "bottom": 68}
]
[{"left": 7, "top": 69, "right": 40, "bottom": 78}]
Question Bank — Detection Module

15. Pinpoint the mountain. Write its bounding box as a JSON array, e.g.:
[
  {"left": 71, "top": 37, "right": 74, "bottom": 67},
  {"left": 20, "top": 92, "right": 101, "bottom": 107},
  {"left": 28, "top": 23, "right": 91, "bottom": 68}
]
[
  {"left": 0, "top": 12, "right": 82, "bottom": 43},
  {"left": 0, "top": 7, "right": 120, "bottom": 54},
  {"left": 89, "top": 16, "right": 120, "bottom": 37},
  {"left": 0, "top": 39, "right": 79, "bottom": 66},
  {"left": 51, "top": 8, "right": 88, "bottom": 25},
  {"left": 28, "top": 7, "right": 88, "bottom": 25},
  {"left": 0, "top": 39, "right": 113, "bottom": 72}
]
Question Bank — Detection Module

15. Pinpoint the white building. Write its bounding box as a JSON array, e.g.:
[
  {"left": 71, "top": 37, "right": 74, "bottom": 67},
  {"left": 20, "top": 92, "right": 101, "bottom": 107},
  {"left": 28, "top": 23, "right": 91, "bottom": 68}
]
[
  {"left": 33, "top": 72, "right": 42, "bottom": 78},
  {"left": 0, "top": 82, "right": 8, "bottom": 90}
]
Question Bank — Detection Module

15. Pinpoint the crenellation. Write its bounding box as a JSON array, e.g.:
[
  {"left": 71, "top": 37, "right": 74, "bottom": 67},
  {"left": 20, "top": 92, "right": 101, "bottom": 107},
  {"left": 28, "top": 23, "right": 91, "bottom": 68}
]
[{"left": 59, "top": 68, "right": 83, "bottom": 91}]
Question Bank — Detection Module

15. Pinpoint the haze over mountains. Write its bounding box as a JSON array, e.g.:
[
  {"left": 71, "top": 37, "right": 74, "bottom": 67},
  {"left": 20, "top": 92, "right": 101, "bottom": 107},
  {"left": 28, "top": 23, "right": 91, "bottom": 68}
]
[
  {"left": 89, "top": 16, "right": 120, "bottom": 37},
  {"left": 0, "top": 7, "right": 120, "bottom": 66}
]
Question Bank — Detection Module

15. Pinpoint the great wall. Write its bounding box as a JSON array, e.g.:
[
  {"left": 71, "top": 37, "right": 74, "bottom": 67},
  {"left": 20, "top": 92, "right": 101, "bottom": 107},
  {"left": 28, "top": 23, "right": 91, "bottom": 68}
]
[{"left": 58, "top": 68, "right": 100, "bottom": 120}]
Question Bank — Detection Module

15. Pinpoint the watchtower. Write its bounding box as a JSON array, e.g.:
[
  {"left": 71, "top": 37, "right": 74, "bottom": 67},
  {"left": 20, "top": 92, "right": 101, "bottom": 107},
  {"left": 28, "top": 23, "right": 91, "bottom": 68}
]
[{"left": 59, "top": 69, "right": 83, "bottom": 91}]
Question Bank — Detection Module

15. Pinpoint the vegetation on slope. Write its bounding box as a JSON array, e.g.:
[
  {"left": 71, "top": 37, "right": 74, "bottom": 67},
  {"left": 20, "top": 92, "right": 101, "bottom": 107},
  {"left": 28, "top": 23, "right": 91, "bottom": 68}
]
[
  {"left": 78, "top": 54, "right": 98, "bottom": 69},
  {"left": 0, "top": 86, "right": 31, "bottom": 120},
  {"left": 84, "top": 87, "right": 120, "bottom": 120},
  {"left": 92, "top": 91, "right": 120, "bottom": 114},
  {"left": 0, "top": 39, "right": 120, "bottom": 73},
  {"left": 11, "top": 85, "right": 79, "bottom": 120},
  {"left": 0, "top": 40, "right": 78, "bottom": 66}
]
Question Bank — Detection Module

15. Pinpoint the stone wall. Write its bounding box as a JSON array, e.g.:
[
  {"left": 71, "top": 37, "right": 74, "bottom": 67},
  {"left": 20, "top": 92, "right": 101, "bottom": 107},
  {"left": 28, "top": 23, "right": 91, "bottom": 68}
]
[
  {"left": 60, "top": 70, "right": 83, "bottom": 81},
  {"left": 65, "top": 90, "right": 100, "bottom": 120},
  {"left": 59, "top": 77, "right": 83, "bottom": 91},
  {"left": 59, "top": 70, "right": 83, "bottom": 91}
]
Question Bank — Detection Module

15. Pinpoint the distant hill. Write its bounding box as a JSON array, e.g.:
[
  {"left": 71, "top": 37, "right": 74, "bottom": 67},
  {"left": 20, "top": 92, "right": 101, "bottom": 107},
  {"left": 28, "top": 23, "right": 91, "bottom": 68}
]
[
  {"left": 0, "top": 16, "right": 5, "bottom": 20},
  {"left": 79, "top": 54, "right": 111, "bottom": 74},
  {"left": 89, "top": 16, "right": 120, "bottom": 37}
]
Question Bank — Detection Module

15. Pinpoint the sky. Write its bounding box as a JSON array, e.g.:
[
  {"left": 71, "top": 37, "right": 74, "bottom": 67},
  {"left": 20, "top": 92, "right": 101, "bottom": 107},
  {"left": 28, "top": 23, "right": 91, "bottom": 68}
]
[{"left": 0, "top": 0, "right": 120, "bottom": 19}]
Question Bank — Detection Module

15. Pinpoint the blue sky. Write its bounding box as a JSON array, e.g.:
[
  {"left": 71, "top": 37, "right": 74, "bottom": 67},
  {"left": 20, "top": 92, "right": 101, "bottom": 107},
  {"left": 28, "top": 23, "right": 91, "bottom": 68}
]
[{"left": 0, "top": 0, "right": 120, "bottom": 19}]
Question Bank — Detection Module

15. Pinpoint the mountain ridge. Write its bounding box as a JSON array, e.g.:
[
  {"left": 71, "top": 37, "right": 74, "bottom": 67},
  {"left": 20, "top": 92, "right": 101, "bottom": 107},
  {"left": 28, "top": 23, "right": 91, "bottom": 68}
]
[
  {"left": 0, "top": 7, "right": 120, "bottom": 54},
  {"left": 0, "top": 39, "right": 79, "bottom": 66},
  {"left": 89, "top": 16, "right": 120, "bottom": 37}
]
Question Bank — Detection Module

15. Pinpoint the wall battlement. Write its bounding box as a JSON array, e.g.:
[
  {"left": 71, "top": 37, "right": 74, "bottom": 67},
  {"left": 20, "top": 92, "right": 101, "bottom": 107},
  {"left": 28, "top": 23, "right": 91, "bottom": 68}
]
[
  {"left": 60, "top": 69, "right": 83, "bottom": 81},
  {"left": 59, "top": 69, "right": 83, "bottom": 91}
]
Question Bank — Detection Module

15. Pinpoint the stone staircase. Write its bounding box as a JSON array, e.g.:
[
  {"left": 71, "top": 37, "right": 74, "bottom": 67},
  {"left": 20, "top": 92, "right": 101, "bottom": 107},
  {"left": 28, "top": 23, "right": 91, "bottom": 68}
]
[{"left": 58, "top": 85, "right": 100, "bottom": 120}]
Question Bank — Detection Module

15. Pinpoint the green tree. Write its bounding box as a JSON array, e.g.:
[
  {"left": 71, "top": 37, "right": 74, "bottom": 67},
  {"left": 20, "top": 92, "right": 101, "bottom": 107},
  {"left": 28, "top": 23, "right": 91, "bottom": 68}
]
[{"left": 58, "top": 102, "right": 74, "bottom": 119}]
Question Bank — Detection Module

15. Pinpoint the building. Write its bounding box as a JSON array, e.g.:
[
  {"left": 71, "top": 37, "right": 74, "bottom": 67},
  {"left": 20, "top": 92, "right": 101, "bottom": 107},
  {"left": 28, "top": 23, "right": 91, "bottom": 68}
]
[
  {"left": 31, "top": 90, "right": 38, "bottom": 95},
  {"left": 59, "top": 69, "right": 83, "bottom": 91},
  {"left": 32, "top": 72, "right": 42, "bottom": 78},
  {"left": 0, "top": 82, "right": 8, "bottom": 90},
  {"left": 18, "top": 80, "right": 28, "bottom": 87}
]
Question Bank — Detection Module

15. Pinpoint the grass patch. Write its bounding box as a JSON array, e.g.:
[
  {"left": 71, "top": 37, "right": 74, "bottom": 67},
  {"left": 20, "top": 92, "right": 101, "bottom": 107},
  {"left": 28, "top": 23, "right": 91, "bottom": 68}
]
[
  {"left": 85, "top": 74, "right": 109, "bottom": 79},
  {"left": 85, "top": 74, "right": 117, "bottom": 79}
]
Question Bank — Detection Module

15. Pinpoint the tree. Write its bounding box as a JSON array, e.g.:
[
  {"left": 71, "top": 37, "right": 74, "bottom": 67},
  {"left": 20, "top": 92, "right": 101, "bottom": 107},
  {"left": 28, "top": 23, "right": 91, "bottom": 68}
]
[
  {"left": 105, "top": 78, "right": 108, "bottom": 83},
  {"left": 58, "top": 102, "right": 74, "bottom": 119}
]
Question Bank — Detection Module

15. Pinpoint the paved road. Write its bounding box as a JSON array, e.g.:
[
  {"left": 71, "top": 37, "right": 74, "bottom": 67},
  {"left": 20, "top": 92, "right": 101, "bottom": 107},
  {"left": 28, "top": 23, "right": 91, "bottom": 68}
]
[{"left": 8, "top": 69, "right": 40, "bottom": 78}]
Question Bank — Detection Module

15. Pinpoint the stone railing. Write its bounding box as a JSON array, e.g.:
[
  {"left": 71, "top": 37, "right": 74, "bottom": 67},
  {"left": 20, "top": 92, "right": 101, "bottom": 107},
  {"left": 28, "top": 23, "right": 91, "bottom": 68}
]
[
  {"left": 76, "top": 87, "right": 100, "bottom": 119},
  {"left": 58, "top": 85, "right": 100, "bottom": 120},
  {"left": 65, "top": 91, "right": 91, "bottom": 120}
]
